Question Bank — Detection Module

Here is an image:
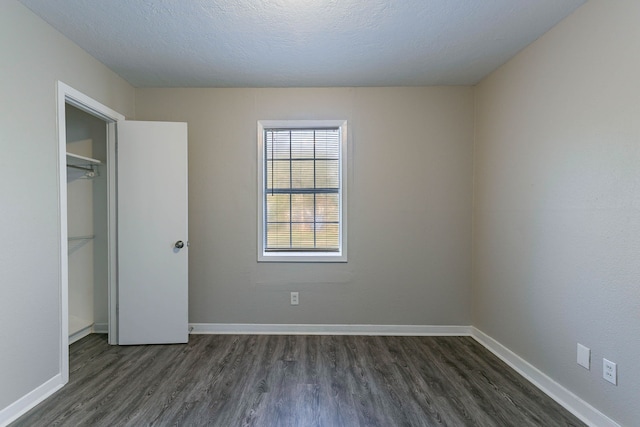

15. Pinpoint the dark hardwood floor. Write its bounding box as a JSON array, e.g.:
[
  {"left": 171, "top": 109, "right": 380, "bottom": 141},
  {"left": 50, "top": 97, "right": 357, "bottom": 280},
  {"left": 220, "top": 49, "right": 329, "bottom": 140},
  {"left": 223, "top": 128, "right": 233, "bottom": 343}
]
[{"left": 13, "top": 334, "right": 585, "bottom": 426}]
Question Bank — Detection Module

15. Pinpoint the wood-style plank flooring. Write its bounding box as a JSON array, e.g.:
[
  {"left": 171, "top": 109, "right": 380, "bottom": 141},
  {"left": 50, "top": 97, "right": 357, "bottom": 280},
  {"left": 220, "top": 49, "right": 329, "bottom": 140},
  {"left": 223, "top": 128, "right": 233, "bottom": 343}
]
[{"left": 13, "top": 334, "right": 585, "bottom": 426}]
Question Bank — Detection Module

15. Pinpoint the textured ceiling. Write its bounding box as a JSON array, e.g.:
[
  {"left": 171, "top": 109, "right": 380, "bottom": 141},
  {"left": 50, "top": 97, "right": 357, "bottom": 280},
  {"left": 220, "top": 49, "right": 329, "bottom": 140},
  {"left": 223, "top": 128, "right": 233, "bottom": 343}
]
[{"left": 20, "top": 0, "right": 585, "bottom": 87}]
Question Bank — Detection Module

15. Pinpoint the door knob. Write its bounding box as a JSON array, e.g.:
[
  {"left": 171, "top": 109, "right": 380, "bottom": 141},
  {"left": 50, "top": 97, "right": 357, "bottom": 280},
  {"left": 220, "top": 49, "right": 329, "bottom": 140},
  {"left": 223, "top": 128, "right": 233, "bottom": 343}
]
[{"left": 175, "top": 240, "right": 185, "bottom": 249}]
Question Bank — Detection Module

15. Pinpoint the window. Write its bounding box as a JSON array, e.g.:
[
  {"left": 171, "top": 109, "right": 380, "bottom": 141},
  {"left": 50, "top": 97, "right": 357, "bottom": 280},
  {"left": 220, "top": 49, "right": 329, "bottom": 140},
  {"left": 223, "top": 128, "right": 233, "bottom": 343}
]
[{"left": 258, "top": 120, "right": 347, "bottom": 262}]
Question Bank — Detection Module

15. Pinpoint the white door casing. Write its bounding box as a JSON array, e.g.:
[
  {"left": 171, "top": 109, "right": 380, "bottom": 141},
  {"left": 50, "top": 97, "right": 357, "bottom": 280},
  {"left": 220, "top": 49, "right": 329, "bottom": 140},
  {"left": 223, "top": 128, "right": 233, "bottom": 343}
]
[
  {"left": 117, "top": 121, "right": 189, "bottom": 345},
  {"left": 57, "top": 81, "right": 124, "bottom": 384}
]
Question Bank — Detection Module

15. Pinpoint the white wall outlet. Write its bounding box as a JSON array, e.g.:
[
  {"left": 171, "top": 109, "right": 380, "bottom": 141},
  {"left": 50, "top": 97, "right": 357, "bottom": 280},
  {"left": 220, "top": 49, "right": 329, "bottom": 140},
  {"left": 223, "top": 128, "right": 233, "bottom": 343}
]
[
  {"left": 290, "top": 291, "right": 299, "bottom": 306},
  {"left": 577, "top": 343, "right": 590, "bottom": 370},
  {"left": 603, "top": 358, "right": 617, "bottom": 385}
]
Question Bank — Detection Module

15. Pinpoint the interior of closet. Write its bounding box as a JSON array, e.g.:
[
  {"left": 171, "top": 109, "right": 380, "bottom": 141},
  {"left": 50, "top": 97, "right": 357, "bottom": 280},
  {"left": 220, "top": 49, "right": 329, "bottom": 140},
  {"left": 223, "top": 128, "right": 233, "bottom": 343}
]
[{"left": 66, "top": 104, "right": 109, "bottom": 344}]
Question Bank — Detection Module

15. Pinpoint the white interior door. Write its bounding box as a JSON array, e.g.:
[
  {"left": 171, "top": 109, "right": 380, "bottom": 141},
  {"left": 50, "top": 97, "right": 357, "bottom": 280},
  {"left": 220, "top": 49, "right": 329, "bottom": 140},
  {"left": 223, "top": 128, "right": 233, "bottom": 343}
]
[{"left": 117, "top": 121, "right": 188, "bottom": 345}]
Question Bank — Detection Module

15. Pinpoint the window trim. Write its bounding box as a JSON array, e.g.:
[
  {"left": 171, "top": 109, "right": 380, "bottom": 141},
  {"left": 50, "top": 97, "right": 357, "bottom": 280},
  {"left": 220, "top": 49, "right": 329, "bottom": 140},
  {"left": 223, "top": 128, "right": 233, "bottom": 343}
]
[{"left": 257, "top": 120, "right": 348, "bottom": 262}]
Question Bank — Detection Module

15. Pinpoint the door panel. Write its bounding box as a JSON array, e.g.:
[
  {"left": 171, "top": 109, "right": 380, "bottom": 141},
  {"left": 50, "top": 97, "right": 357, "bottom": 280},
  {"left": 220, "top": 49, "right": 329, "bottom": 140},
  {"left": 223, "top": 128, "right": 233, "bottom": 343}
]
[{"left": 117, "top": 121, "right": 188, "bottom": 345}]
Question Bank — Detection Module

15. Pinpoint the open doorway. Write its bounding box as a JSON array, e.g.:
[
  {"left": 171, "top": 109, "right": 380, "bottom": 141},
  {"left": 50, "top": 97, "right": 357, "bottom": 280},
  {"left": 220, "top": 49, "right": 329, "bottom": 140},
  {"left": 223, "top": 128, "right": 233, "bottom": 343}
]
[
  {"left": 57, "top": 82, "right": 124, "bottom": 383},
  {"left": 66, "top": 104, "right": 109, "bottom": 344}
]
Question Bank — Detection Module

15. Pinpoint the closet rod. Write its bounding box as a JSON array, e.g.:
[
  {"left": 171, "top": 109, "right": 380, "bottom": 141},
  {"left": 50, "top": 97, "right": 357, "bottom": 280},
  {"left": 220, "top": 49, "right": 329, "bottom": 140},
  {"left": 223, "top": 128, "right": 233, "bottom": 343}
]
[
  {"left": 67, "top": 164, "right": 94, "bottom": 172},
  {"left": 68, "top": 235, "right": 95, "bottom": 241}
]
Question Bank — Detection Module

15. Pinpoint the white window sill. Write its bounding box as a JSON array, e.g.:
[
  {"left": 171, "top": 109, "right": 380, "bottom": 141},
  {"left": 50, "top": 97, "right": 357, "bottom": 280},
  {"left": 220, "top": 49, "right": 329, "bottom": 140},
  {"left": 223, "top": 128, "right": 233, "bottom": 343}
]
[{"left": 258, "top": 252, "right": 347, "bottom": 263}]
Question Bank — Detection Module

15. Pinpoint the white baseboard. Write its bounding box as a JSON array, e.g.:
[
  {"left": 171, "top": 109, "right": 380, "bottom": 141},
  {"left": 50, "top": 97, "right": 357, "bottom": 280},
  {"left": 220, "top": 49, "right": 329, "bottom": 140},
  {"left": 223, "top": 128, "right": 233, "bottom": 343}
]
[
  {"left": 189, "top": 323, "right": 473, "bottom": 336},
  {"left": 69, "top": 323, "right": 93, "bottom": 344},
  {"left": 93, "top": 323, "right": 108, "bottom": 334},
  {"left": 471, "top": 328, "right": 620, "bottom": 427},
  {"left": 0, "top": 374, "right": 64, "bottom": 427}
]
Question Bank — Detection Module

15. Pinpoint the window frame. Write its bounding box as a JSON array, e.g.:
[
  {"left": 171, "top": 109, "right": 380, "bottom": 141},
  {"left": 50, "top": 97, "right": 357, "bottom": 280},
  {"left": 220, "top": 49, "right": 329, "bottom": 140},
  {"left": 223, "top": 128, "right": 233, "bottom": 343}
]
[{"left": 257, "top": 120, "right": 348, "bottom": 262}]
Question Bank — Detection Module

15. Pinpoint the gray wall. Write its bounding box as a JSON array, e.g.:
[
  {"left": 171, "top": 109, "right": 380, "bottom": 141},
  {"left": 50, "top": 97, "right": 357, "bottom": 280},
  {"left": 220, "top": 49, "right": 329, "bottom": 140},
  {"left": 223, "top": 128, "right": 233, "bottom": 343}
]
[
  {"left": 0, "top": 0, "right": 134, "bottom": 411},
  {"left": 135, "top": 87, "right": 474, "bottom": 326},
  {"left": 473, "top": 0, "right": 640, "bottom": 425}
]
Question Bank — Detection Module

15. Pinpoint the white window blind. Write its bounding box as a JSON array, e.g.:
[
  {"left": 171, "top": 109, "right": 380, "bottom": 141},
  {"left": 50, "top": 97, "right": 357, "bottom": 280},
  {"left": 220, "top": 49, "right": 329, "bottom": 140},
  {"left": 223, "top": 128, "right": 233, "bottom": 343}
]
[
  {"left": 258, "top": 120, "right": 347, "bottom": 262},
  {"left": 264, "top": 128, "right": 340, "bottom": 251}
]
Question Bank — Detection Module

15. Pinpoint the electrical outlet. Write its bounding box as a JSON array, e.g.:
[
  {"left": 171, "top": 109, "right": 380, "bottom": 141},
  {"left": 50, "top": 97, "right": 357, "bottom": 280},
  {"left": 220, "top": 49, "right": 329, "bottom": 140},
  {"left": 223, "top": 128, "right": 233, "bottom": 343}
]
[
  {"left": 290, "top": 292, "right": 299, "bottom": 306},
  {"left": 603, "top": 358, "right": 617, "bottom": 385},
  {"left": 577, "top": 343, "right": 590, "bottom": 370}
]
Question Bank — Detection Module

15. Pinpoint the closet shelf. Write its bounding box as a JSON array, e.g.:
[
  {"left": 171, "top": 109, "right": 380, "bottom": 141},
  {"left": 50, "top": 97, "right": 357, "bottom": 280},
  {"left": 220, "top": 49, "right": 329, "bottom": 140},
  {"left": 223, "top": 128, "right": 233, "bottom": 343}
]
[
  {"left": 68, "top": 235, "right": 95, "bottom": 241},
  {"left": 66, "top": 152, "right": 102, "bottom": 166}
]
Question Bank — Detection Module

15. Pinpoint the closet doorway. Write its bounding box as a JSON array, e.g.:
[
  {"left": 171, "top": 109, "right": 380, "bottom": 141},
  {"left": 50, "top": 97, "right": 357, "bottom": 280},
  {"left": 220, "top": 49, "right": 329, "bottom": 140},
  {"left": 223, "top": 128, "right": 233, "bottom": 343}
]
[
  {"left": 57, "top": 82, "right": 124, "bottom": 384},
  {"left": 57, "top": 82, "right": 189, "bottom": 385},
  {"left": 66, "top": 104, "right": 110, "bottom": 344}
]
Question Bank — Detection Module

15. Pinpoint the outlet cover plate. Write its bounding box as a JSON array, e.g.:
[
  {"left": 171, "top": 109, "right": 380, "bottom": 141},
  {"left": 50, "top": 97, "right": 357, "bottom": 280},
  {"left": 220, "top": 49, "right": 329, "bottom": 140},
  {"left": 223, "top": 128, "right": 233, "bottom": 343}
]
[
  {"left": 603, "top": 358, "right": 617, "bottom": 385},
  {"left": 290, "top": 292, "right": 299, "bottom": 306}
]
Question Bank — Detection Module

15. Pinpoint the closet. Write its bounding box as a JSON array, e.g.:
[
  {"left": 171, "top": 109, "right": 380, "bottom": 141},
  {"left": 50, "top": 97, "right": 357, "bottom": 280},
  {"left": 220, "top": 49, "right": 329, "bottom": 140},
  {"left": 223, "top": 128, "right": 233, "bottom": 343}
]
[
  {"left": 66, "top": 105, "right": 109, "bottom": 344},
  {"left": 58, "top": 83, "right": 189, "bottom": 353}
]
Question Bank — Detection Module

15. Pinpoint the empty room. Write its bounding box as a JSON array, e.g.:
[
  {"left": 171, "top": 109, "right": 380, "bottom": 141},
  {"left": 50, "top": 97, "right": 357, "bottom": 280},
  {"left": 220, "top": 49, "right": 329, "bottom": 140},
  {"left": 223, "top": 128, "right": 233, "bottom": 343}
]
[{"left": 1, "top": 0, "right": 638, "bottom": 426}]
